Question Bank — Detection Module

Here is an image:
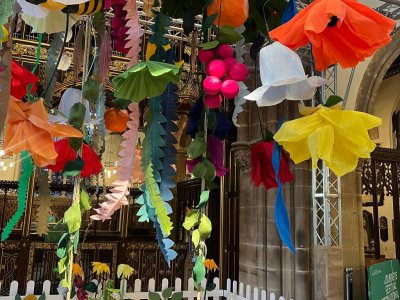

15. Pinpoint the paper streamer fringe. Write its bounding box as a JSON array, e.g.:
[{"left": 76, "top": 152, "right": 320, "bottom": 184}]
[
  {"left": 124, "top": 0, "right": 142, "bottom": 68},
  {"left": 1, "top": 150, "right": 34, "bottom": 241}
]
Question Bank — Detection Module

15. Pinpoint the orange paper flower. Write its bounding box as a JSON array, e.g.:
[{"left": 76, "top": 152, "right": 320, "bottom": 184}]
[
  {"left": 270, "top": 0, "right": 395, "bottom": 71},
  {"left": 72, "top": 263, "right": 84, "bottom": 277},
  {"left": 4, "top": 97, "right": 83, "bottom": 167},
  {"left": 204, "top": 259, "right": 219, "bottom": 273}
]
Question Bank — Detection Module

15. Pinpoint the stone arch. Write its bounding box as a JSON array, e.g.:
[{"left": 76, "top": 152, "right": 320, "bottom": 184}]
[{"left": 355, "top": 30, "right": 400, "bottom": 113}]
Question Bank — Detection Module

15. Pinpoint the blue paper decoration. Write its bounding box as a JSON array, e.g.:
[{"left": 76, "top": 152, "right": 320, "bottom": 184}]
[{"left": 281, "top": 0, "right": 297, "bottom": 24}]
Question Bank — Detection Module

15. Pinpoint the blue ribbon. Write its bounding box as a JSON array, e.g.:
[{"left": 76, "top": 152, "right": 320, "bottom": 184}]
[
  {"left": 281, "top": 0, "right": 297, "bottom": 24},
  {"left": 272, "top": 119, "right": 296, "bottom": 253}
]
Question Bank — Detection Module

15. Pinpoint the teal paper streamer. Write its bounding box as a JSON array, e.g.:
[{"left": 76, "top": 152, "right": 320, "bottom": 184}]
[{"left": 1, "top": 151, "right": 34, "bottom": 240}]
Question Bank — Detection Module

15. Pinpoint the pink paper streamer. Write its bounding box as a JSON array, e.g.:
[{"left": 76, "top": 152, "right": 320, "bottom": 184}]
[
  {"left": 98, "top": 31, "right": 112, "bottom": 83},
  {"left": 91, "top": 103, "right": 140, "bottom": 221},
  {"left": 123, "top": 0, "right": 142, "bottom": 68}
]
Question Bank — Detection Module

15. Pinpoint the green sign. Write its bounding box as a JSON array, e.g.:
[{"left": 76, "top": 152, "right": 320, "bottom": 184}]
[{"left": 368, "top": 259, "right": 400, "bottom": 300}]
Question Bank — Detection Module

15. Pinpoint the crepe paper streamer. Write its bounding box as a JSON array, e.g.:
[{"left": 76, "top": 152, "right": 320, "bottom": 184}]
[
  {"left": 4, "top": 97, "right": 83, "bottom": 167},
  {"left": 91, "top": 103, "right": 139, "bottom": 221},
  {"left": 1, "top": 25, "right": 9, "bottom": 43},
  {"left": 144, "top": 163, "right": 173, "bottom": 237},
  {"left": 123, "top": 0, "right": 142, "bottom": 68},
  {"left": 0, "top": 0, "right": 15, "bottom": 46},
  {"left": 112, "top": 61, "right": 180, "bottom": 102},
  {"left": 148, "top": 12, "right": 170, "bottom": 61},
  {"left": 35, "top": 169, "right": 53, "bottom": 236},
  {"left": 1, "top": 151, "right": 34, "bottom": 241},
  {"left": 10, "top": 60, "right": 39, "bottom": 100},
  {"left": 133, "top": 148, "right": 144, "bottom": 183},
  {"left": 269, "top": 0, "right": 395, "bottom": 71},
  {"left": 98, "top": 31, "right": 112, "bottom": 83},
  {"left": 154, "top": 220, "right": 178, "bottom": 266},
  {"left": 73, "top": 26, "right": 83, "bottom": 78},
  {"left": 271, "top": 141, "right": 296, "bottom": 253},
  {"left": 274, "top": 105, "right": 382, "bottom": 177},
  {"left": 244, "top": 42, "right": 325, "bottom": 107},
  {"left": 281, "top": 0, "right": 297, "bottom": 24},
  {"left": 250, "top": 141, "right": 294, "bottom": 190}
]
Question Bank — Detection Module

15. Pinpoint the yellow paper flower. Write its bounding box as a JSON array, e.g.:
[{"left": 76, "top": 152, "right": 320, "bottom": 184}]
[
  {"left": 92, "top": 262, "right": 110, "bottom": 276},
  {"left": 117, "top": 264, "right": 135, "bottom": 279},
  {"left": 72, "top": 263, "right": 83, "bottom": 277},
  {"left": 23, "top": 295, "right": 37, "bottom": 300},
  {"left": 274, "top": 105, "right": 382, "bottom": 177},
  {"left": 204, "top": 259, "right": 219, "bottom": 273}
]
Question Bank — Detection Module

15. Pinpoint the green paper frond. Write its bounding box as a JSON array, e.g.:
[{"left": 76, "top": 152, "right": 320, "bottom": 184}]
[
  {"left": 145, "top": 163, "right": 173, "bottom": 236},
  {"left": 0, "top": 0, "right": 15, "bottom": 44}
]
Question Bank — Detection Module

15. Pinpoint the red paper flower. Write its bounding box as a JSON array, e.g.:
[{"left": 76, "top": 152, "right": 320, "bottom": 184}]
[
  {"left": 47, "top": 139, "right": 102, "bottom": 178},
  {"left": 250, "top": 141, "right": 294, "bottom": 189},
  {"left": 11, "top": 61, "right": 39, "bottom": 99}
]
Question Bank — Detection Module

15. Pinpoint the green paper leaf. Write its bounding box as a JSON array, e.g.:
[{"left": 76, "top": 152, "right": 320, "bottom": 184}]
[
  {"left": 202, "top": 14, "right": 217, "bottom": 33},
  {"left": 58, "top": 232, "right": 69, "bottom": 248},
  {"left": 68, "top": 102, "right": 86, "bottom": 130},
  {"left": 171, "top": 292, "right": 183, "bottom": 300},
  {"left": 183, "top": 209, "right": 199, "bottom": 230},
  {"left": 324, "top": 95, "right": 344, "bottom": 107},
  {"left": 58, "top": 256, "right": 67, "bottom": 274},
  {"left": 63, "top": 156, "right": 84, "bottom": 177},
  {"left": 205, "top": 180, "right": 219, "bottom": 190},
  {"left": 193, "top": 162, "right": 207, "bottom": 179},
  {"left": 15, "top": 295, "right": 22, "bottom": 300},
  {"left": 56, "top": 247, "right": 66, "bottom": 259},
  {"left": 149, "top": 292, "right": 161, "bottom": 300},
  {"left": 206, "top": 283, "right": 216, "bottom": 291},
  {"left": 198, "top": 40, "right": 220, "bottom": 50},
  {"left": 85, "top": 282, "right": 98, "bottom": 293},
  {"left": 73, "top": 230, "right": 79, "bottom": 254},
  {"left": 82, "top": 78, "right": 100, "bottom": 104},
  {"left": 162, "top": 287, "right": 173, "bottom": 299},
  {"left": 80, "top": 189, "right": 91, "bottom": 211},
  {"left": 38, "top": 293, "right": 46, "bottom": 300},
  {"left": 193, "top": 256, "right": 206, "bottom": 285},
  {"left": 197, "top": 190, "right": 210, "bottom": 209},
  {"left": 64, "top": 203, "right": 82, "bottom": 233},
  {"left": 199, "top": 214, "right": 212, "bottom": 239},
  {"left": 69, "top": 137, "right": 83, "bottom": 152},
  {"left": 113, "top": 61, "right": 181, "bottom": 102},
  {"left": 192, "top": 229, "right": 200, "bottom": 248},
  {"left": 217, "top": 26, "right": 242, "bottom": 44},
  {"left": 188, "top": 133, "right": 206, "bottom": 159},
  {"left": 203, "top": 158, "right": 216, "bottom": 182},
  {"left": 113, "top": 98, "right": 131, "bottom": 110},
  {"left": 61, "top": 279, "right": 69, "bottom": 288}
]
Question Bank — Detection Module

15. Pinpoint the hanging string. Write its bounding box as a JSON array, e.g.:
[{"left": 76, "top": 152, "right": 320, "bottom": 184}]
[{"left": 254, "top": 59, "right": 266, "bottom": 141}]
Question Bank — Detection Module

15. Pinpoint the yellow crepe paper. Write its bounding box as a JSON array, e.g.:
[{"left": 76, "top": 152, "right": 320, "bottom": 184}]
[
  {"left": 273, "top": 105, "right": 382, "bottom": 177},
  {"left": 1, "top": 25, "right": 8, "bottom": 42}
]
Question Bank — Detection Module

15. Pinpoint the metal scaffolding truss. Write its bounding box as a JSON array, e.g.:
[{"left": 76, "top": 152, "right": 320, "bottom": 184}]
[{"left": 312, "top": 66, "right": 342, "bottom": 247}]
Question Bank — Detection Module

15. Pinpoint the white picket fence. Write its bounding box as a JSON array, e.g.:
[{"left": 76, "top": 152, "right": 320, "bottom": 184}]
[{"left": 0, "top": 278, "right": 293, "bottom": 300}]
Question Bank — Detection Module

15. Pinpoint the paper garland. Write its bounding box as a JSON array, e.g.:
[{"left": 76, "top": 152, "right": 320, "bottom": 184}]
[
  {"left": 35, "top": 169, "right": 52, "bottom": 236},
  {"left": 1, "top": 150, "right": 34, "bottom": 241},
  {"left": 123, "top": 0, "right": 142, "bottom": 68},
  {"left": 91, "top": 103, "right": 140, "bottom": 221}
]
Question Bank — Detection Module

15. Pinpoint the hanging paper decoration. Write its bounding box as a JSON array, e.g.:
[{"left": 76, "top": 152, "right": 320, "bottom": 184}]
[
  {"left": 269, "top": 0, "right": 396, "bottom": 71},
  {"left": 123, "top": 0, "right": 142, "bottom": 68},
  {"left": 54, "top": 88, "right": 91, "bottom": 123},
  {"left": 17, "top": 0, "right": 49, "bottom": 18},
  {"left": 4, "top": 97, "right": 83, "bottom": 167},
  {"left": 281, "top": 0, "right": 297, "bottom": 24},
  {"left": 244, "top": 42, "right": 325, "bottom": 106},
  {"left": 110, "top": 2, "right": 129, "bottom": 54},
  {"left": 47, "top": 139, "right": 103, "bottom": 178},
  {"left": 112, "top": 61, "right": 180, "bottom": 102},
  {"left": 0, "top": 25, "right": 9, "bottom": 43},
  {"left": 104, "top": 108, "right": 129, "bottom": 132},
  {"left": 10, "top": 60, "right": 39, "bottom": 99},
  {"left": 35, "top": 169, "right": 52, "bottom": 236},
  {"left": 91, "top": 103, "right": 139, "bottom": 221},
  {"left": 22, "top": 11, "right": 81, "bottom": 35},
  {"left": 98, "top": 31, "right": 112, "bottom": 82},
  {"left": 207, "top": 0, "right": 249, "bottom": 28},
  {"left": 57, "top": 52, "right": 73, "bottom": 70},
  {"left": 271, "top": 142, "right": 296, "bottom": 253},
  {"left": 1, "top": 150, "right": 34, "bottom": 241},
  {"left": 274, "top": 104, "right": 382, "bottom": 177},
  {"left": 44, "top": 32, "right": 64, "bottom": 105},
  {"left": 73, "top": 26, "right": 83, "bottom": 78},
  {"left": 250, "top": 141, "right": 293, "bottom": 189},
  {"left": 0, "top": 0, "right": 15, "bottom": 46}
]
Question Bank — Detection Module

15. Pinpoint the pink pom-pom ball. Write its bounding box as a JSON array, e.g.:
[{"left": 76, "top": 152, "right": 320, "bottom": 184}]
[
  {"left": 224, "top": 57, "right": 238, "bottom": 70},
  {"left": 221, "top": 80, "right": 239, "bottom": 99},
  {"left": 229, "top": 63, "right": 248, "bottom": 81},
  {"left": 203, "top": 76, "right": 222, "bottom": 95},
  {"left": 206, "top": 59, "right": 227, "bottom": 78},
  {"left": 199, "top": 49, "right": 215, "bottom": 63},
  {"left": 204, "top": 93, "right": 223, "bottom": 109},
  {"left": 217, "top": 44, "right": 234, "bottom": 59},
  {"left": 110, "top": 17, "right": 125, "bottom": 31}
]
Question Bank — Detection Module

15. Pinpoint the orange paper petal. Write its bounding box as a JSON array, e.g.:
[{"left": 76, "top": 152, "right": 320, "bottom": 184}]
[{"left": 4, "top": 97, "right": 83, "bottom": 167}]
